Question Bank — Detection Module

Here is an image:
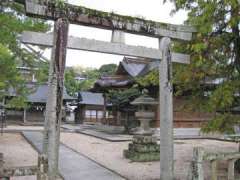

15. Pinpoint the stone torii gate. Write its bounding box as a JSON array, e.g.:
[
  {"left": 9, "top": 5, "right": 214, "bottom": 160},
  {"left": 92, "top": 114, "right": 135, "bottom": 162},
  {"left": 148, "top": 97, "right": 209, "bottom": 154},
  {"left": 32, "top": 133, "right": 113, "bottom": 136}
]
[{"left": 17, "top": 0, "right": 195, "bottom": 179}]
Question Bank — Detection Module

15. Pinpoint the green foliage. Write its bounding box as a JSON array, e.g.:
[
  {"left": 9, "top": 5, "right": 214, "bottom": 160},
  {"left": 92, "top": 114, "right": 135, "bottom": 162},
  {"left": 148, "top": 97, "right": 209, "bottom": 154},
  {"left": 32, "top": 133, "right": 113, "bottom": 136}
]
[
  {"left": 98, "top": 64, "right": 117, "bottom": 76},
  {"left": 136, "top": 70, "right": 159, "bottom": 87},
  {"left": 0, "top": 44, "right": 28, "bottom": 108},
  {"left": 208, "top": 81, "right": 237, "bottom": 112},
  {"left": 107, "top": 87, "right": 141, "bottom": 108},
  {"left": 0, "top": 1, "right": 49, "bottom": 108},
  {"left": 64, "top": 67, "right": 79, "bottom": 96},
  {"left": 35, "top": 61, "right": 49, "bottom": 83},
  {"left": 54, "top": 0, "right": 66, "bottom": 8},
  {"left": 201, "top": 113, "right": 240, "bottom": 134},
  {"left": 0, "top": 44, "right": 18, "bottom": 95},
  {"left": 64, "top": 64, "right": 117, "bottom": 95},
  {"left": 165, "top": 0, "right": 240, "bottom": 132},
  {"left": 75, "top": 67, "right": 100, "bottom": 91}
]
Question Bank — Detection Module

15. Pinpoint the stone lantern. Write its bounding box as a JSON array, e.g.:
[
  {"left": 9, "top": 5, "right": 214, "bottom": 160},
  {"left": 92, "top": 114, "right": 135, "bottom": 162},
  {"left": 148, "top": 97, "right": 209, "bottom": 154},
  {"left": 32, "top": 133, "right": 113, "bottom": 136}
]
[
  {"left": 123, "top": 94, "right": 160, "bottom": 162},
  {"left": 131, "top": 94, "right": 158, "bottom": 135}
]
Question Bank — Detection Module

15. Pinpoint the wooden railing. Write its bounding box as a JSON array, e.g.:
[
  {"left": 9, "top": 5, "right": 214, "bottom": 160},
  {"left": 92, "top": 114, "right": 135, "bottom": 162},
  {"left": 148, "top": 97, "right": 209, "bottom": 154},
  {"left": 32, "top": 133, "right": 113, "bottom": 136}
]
[{"left": 190, "top": 147, "right": 240, "bottom": 180}]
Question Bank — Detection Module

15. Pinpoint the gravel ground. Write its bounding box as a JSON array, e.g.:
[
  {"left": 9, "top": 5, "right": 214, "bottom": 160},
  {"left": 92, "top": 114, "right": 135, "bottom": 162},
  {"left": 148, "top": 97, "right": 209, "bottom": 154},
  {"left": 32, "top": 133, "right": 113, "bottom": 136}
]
[
  {"left": 0, "top": 132, "right": 238, "bottom": 180},
  {"left": 60, "top": 132, "right": 239, "bottom": 180},
  {"left": 0, "top": 133, "right": 37, "bottom": 180}
]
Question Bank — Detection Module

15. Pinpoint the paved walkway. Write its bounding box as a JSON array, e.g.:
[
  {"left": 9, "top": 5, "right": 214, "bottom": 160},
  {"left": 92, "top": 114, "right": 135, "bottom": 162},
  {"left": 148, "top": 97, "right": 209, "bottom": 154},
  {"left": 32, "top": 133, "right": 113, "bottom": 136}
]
[{"left": 22, "top": 131, "right": 125, "bottom": 180}]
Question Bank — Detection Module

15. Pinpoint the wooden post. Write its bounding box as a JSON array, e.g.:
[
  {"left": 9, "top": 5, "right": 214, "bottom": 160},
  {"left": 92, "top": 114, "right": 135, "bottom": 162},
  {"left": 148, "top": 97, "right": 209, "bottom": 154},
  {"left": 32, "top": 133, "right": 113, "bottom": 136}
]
[
  {"left": 159, "top": 37, "right": 173, "bottom": 180},
  {"left": 43, "top": 17, "right": 69, "bottom": 180},
  {"left": 192, "top": 147, "right": 204, "bottom": 180}
]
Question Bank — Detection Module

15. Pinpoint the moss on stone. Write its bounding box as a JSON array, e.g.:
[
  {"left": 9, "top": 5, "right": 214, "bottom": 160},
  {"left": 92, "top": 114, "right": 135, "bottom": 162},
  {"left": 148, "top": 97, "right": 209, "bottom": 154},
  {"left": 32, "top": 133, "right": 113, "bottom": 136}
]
[
  {"left": 44, "top": 0, "right": 170, "bottom": 30},
  {"left": 124, "top": 150, "right": 160, "bottom": 162}
]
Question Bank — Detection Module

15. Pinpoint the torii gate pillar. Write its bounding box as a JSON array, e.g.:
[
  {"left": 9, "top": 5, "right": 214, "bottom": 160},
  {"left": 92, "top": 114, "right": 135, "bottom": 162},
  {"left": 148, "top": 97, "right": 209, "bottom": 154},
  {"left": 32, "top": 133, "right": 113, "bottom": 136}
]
[
  {"left": 43, "top": 17, "right": 69, "bottom": 180},
  {"left": 159, "top": 37, "right": 174, "bottom": 180}
]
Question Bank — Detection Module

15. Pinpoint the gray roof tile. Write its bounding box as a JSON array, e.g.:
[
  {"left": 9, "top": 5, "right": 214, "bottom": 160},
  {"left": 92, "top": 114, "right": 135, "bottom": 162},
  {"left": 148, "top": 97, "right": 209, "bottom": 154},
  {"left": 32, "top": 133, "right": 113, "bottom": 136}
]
[{"left": 79, "top": 92, "right": 104, "bottom": 105}]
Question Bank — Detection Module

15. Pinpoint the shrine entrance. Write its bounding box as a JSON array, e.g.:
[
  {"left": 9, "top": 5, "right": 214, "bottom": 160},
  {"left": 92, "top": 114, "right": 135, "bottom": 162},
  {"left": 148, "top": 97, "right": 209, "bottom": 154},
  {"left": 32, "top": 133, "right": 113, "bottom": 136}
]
[{"left": 18, "top": 0, "right": 195, "bottom": 179}]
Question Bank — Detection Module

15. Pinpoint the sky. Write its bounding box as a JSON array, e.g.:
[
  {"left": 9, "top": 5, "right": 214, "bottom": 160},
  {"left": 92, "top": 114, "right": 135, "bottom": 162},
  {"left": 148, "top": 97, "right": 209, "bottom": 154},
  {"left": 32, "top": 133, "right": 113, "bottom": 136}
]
[{"left": 42, "top": 0, "right": 188, "bottom": 68}]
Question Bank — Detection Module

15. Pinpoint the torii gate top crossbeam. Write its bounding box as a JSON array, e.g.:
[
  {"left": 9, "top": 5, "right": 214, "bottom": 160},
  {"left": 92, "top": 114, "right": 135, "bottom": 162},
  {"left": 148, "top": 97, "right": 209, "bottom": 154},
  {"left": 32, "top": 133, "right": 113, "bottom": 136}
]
[{"left": 16, "top": 0, "right": 196, "bottom": 41}]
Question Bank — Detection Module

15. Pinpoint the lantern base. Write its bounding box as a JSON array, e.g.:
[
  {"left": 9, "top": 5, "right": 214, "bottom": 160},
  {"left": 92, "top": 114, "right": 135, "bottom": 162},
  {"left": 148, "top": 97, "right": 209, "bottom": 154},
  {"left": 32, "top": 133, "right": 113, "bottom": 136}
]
[{"left": 123, "top": 135, "right": 160, "bottom": 162}]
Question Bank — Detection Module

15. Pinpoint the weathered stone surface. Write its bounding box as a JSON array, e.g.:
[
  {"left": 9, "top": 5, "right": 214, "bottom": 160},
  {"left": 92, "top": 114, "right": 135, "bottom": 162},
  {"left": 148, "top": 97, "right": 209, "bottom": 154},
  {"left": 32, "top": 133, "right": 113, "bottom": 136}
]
[
  {"left": 1, "top": 166, "right": 38, "bottom": 177},
  {"left": 124, "top": 134, "right": 160, "bottom": 162},
  {"left": 129, "top": 143, "right": 160, "bottom": 153},
  {"left": 132, "top": 135, "right": 157, "bottom": 144},
  {"left": 21, "top": 0, "right": 196, "bottom": 41},
  {"left": 159, "top": 37, "right": 174, "bottom": 180},
  {"left": 124, "top": 150, "right": 160, "bottom": 162},
  {"left": 21, "top": 31, "right": 190, "bottom": 63}
]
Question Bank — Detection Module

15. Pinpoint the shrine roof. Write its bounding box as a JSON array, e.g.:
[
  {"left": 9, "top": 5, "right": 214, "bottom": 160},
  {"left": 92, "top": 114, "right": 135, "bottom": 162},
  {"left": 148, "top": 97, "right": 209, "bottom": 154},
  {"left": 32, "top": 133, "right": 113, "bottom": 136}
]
[
  {"left": 116, "top": 57, "right": 159, "bottom": 77},
  {"left": 78, "top": 91, "right": 104, "bottom": 106},
  {"left": 8, "top": 83, "right": 75, "bottom": 103},
  {"left": 27, "top": 83, "right": 75, "bottom": 103}
]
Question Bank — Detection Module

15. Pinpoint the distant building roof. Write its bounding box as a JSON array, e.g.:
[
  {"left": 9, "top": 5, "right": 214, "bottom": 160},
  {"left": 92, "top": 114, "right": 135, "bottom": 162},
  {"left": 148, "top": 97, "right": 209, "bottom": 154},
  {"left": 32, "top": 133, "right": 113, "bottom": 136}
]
[
  {"left": 8, "top": 83, "right": 75, "bottom": 103},
  {"left": 27, "top": 84, "right": 75, "bottom": 103},
  {"left": 116, "top": 57, "right": 154, "bottom": 77},
  {"left": 93, "top": 57, "right": 156, "bottom": 90},
  {"left": 78, "top": 91, "right": 104, "bottom": 106}
]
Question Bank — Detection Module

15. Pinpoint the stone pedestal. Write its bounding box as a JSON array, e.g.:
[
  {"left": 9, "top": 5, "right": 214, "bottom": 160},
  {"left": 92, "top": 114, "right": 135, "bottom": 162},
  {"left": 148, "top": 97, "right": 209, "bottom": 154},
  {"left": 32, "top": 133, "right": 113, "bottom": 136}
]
[
  {"left": 124, "top": 94, "right": 159, "bottom": 162},
  {"left": 124, "top": 135, "right": 160, "bottom": 162}
]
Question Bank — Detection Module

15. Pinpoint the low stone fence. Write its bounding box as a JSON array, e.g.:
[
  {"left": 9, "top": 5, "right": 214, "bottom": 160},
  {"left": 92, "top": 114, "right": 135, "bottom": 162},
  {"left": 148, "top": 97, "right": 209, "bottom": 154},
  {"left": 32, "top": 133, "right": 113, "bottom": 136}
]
[
  {"left": 190, "top": 147, "right": 240, "bottom": 180},
  {"left": 0, "top": 153, "right": 48, "bottom": 180}
]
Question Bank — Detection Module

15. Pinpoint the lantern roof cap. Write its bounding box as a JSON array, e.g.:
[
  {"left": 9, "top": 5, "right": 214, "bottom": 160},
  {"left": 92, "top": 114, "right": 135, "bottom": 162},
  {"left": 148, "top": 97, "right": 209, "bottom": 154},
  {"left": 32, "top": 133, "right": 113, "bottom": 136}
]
[{"left": 131, "top": 94, "right": 158, "bottom": 105}]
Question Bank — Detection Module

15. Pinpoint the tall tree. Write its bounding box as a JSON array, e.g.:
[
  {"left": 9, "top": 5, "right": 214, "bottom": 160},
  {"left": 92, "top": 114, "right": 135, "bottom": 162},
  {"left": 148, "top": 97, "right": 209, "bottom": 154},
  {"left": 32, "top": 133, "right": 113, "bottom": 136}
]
[
  {"left": 166, "top": 0, "right": 240, "bottom": 133},
  {"left": 0, "top": 1, "right": 49, "bottom": 107},
  {"left": 64, "top": 64, "right": 118, "bottom": 95},
  {"left": 98, "top": 64, "right": 117, "bottom": 76}
]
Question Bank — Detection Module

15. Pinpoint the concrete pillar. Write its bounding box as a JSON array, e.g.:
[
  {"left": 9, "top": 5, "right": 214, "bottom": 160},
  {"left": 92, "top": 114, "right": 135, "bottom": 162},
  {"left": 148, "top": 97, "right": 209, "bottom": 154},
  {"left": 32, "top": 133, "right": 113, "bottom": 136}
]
[
  {"left": 23, "top": 108, "right": 27, "bottom": 124},
  {"left": 159, "top": 37, "right": 173, "bottom": 180},
  {"left": 210, "top": 160, "right": 217, "bottom": 180},
  {"left": 192, "top": 147, "right": 204, "bottom": 180},
  {"left": 228, "top": 159, "right": 236, "bottom": 180}
]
